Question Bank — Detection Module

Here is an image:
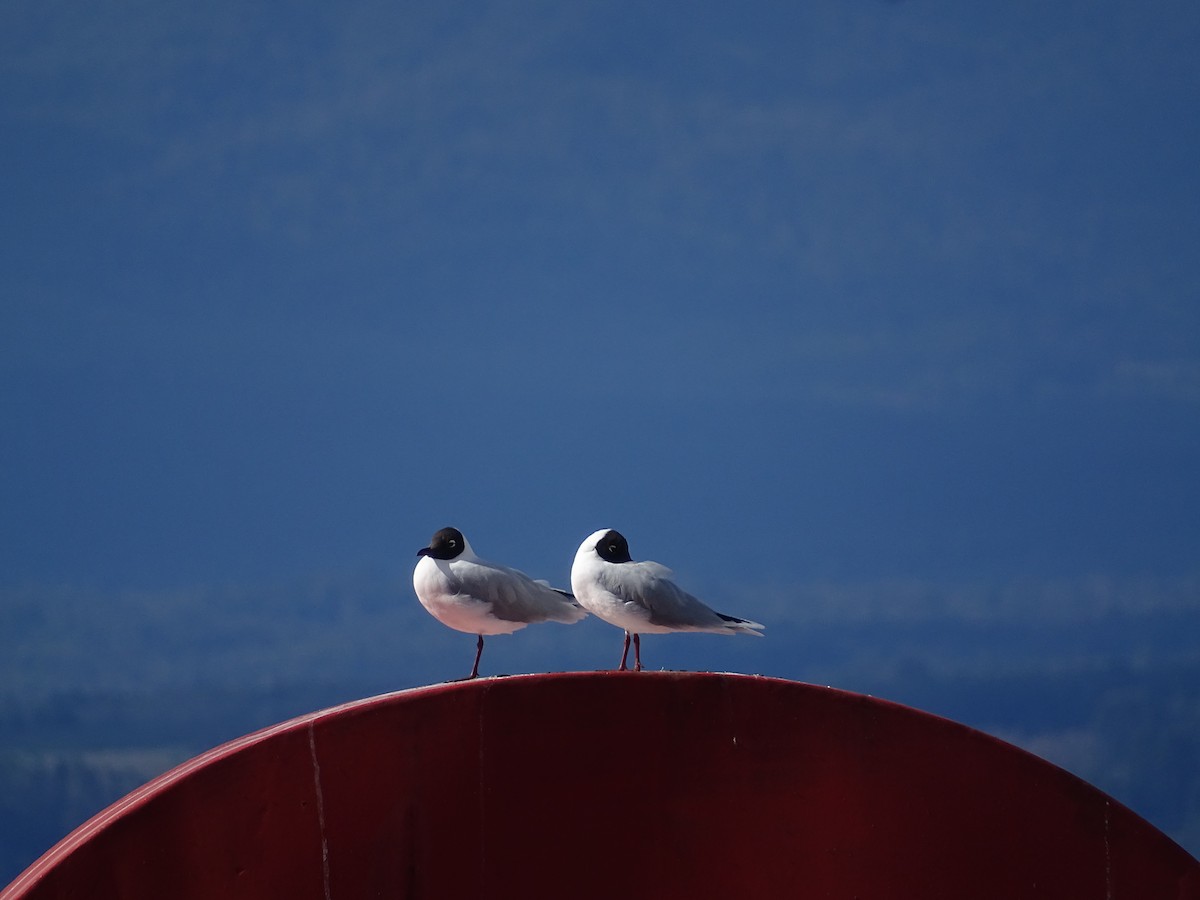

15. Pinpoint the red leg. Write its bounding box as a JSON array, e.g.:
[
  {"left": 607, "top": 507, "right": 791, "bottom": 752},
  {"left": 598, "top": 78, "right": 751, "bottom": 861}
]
[
  {"left": 468, "top": 634, "right": 484, "bottom": 680},
  {"left": 633, "top": 633, "right": 642, "bottom": 672},
  {"left": 617, "top": 631, "right": 631, "bottom": 671}
]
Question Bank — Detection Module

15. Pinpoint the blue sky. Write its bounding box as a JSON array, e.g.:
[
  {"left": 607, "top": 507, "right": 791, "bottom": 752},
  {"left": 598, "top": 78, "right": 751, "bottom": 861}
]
[{"left": 2, "top": 0, "right": 1198, "bottom": 594}]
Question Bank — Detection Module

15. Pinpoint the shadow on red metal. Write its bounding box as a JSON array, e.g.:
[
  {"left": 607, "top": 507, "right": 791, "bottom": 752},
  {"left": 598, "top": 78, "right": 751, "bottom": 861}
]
[{"left": 3, "top": 672, "right": 1198, "bottom": 899}]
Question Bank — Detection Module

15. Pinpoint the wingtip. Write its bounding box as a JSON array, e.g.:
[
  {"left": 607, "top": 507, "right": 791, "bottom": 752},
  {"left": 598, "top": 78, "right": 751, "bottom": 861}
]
[
  {"left": 733, "top": 621, "right": 766, "bottom": 635},
  {"left": 717, "top": 613, "right": 765, "bottom": 634}
]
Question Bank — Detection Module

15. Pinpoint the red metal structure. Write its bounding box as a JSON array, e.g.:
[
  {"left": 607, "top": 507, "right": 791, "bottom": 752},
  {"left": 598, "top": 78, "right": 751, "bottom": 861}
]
[{"left": 3, "top": 672, "right": 1198, "bottom": 898}]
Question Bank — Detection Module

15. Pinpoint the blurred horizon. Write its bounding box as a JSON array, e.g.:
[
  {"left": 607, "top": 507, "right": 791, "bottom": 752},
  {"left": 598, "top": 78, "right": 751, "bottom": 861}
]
[
  {"left": 2, "top": 0, "right": 1198, "bottom": 881},
  {"left": 3, "top": 567, "right": 1198, "bottom": 876}
]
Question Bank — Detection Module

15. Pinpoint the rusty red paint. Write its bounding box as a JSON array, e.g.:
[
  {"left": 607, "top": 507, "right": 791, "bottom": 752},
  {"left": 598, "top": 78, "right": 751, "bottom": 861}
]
[{"left": 4, "top": 672, "right": 1198, "bottom": 899}]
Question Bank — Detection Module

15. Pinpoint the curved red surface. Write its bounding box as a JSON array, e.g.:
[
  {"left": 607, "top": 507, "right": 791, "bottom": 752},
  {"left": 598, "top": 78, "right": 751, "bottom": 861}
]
[{"left": 4, "top": 672, "right": 1198, "bottom": 899}]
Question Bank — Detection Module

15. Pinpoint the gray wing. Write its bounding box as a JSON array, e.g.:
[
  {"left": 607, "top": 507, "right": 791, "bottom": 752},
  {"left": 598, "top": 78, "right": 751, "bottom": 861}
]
[
  {"left": 451, "top": 559, "right": 586, "bottom": 625},
  {"left": 598, "top": 560, "right": 729, "bottom": 630}
]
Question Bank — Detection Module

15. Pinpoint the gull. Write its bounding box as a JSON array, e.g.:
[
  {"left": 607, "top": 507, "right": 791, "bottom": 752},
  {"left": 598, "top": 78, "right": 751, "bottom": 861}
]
[
  {"left": 571, "top": 528, "right": 764, "bottom": 671},
  {"left": 414, "top": 526, "right": 587, "bottom": 679}
]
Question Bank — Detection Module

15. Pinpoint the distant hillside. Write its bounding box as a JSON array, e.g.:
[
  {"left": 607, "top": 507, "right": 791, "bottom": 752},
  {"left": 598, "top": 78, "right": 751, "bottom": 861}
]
[{"left": 1, "top": 572, "right": 1197, "bottom": 883}]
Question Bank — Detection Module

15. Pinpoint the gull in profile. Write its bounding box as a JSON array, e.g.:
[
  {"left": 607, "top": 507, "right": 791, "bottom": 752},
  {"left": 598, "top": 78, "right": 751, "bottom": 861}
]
[
  {"left": 414, "top": 526, "right": 586, "bottom": 679},
  {"left": 571, "top": 528, "right": 764, "bottom": 671}
]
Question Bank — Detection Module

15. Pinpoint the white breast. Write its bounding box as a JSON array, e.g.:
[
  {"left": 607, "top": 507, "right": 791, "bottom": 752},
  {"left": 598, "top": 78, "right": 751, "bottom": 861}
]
[
  {"left": 413, "top": 555, "right": 527, "bottom": 636},
  {"left": 571, "top": 551, "right": 657, "bottom": 632}
]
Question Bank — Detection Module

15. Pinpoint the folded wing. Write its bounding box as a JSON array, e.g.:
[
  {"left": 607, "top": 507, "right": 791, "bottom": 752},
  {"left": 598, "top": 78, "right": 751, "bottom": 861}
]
[{"left": 455, "top": 560, "right": 587, "bottom": 625}]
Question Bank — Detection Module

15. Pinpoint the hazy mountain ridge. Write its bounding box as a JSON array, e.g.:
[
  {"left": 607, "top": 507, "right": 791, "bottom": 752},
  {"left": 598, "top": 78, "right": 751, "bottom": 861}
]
[{"left": 1, "top": 572, "right": 1197, "bottom": 881}]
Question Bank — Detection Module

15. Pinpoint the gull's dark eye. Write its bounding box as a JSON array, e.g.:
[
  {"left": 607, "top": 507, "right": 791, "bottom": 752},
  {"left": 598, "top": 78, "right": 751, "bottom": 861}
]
[{"left": 448, "top": 540, "right": 457, "bottom": 548}]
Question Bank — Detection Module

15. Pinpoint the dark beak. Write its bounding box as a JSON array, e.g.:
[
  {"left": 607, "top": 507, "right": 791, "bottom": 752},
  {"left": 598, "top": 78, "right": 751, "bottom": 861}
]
[{"left": 417, "top": 547, "right": 431, "bottom": 557}]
